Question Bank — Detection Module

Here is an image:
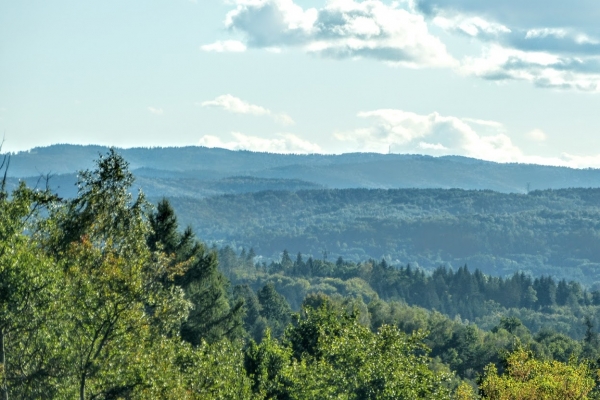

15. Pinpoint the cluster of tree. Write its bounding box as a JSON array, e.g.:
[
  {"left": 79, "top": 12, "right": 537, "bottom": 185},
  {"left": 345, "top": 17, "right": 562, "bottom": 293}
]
[
  {"left": 239, "top": 296, "right": 600, "bottom": 400},
  {"left": 213, "top": 245, "right": 600, "bottom": 384},
  {"left": 4, "top": 149, "right": 600, "bottom": 399},
  {"left": 0, "top": 151, "right": 249, "bottom": 398},
  {"left": 218, "top": 247, "right": 600, "bottom": 338}
]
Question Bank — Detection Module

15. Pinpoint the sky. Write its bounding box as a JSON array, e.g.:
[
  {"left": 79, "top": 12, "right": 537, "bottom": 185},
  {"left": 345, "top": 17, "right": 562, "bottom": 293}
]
[{"left": 2, "top": 0, "right": 600, "bottom": 167}]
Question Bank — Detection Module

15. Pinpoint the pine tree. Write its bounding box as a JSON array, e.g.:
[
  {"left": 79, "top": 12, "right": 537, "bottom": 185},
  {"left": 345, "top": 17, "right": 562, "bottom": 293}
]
[
  {"left": 257, "top": 283, "right": 291, "bottom": 338},
  {"left": 148, "top": 198, "right": 243, "bottom": 344}
]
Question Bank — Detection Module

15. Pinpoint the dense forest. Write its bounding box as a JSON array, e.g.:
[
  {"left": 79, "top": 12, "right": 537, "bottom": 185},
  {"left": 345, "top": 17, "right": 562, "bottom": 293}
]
[
  {"left": 170, "top": 187, "right": 600, "bottom": 284},
  {"left": 3, "top": 149, "right": 600, "bottom": 399}
]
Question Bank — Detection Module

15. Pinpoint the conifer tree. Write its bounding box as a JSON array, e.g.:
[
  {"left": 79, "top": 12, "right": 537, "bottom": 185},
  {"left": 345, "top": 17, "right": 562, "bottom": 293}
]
[{"left": 148, "top": 198, "right": 243, "bottom": 344}]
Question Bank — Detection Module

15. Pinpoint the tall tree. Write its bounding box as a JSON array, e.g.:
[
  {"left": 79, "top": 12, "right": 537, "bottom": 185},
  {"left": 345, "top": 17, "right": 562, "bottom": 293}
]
[
  {"left": 233, "top": 285, "right": 267, "bottom": 342},
  {"left": 148, "top": 198, "right": 243, "bottom": 344},
  {"left": 257, "top": 283, "right": 291, "bottom": 338},
  {"left": 45, "top": 150, "right": 190, "bottom": 399}
]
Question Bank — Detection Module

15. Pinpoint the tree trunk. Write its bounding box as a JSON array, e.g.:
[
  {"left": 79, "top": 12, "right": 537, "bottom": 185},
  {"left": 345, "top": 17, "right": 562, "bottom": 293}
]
[
  {"left": 1, "top": 328, "right": 8, "bottom": 400},
  {"left": 79, "top": 373, "right": 86, "bottom": 400}
]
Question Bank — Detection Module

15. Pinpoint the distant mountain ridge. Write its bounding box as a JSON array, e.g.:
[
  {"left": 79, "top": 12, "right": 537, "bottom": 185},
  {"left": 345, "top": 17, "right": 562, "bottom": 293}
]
[{"left": 6, "top": 144, "right": 600, "bottom": 196}]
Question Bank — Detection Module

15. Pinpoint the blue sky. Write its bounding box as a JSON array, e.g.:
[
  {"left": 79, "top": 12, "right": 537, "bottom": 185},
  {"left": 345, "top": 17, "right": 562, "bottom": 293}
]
[{"left": 2, "top": 0, "right": 600, "bottom": 167}]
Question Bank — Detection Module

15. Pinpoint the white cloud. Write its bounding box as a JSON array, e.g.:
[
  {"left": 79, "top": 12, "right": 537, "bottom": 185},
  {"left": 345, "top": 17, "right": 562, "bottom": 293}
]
[
  {"left": 208, "top": 0, "right": 600, "bottom": 90},
  {"left": 148, "top": 107, "right": 164, "bottom": 115},
  {"left": 200, "top": 94, "right": 294, "bottom": 125},
  {"left": 217, "top": 0, "right": 456, "bottom": 68},
  {"left": 334, "top": 108, "right": 584, "bottom": 167},
  {"left": 461, "top": 45, "right": 600, "bottom": 91},
  {"left": 199, "top": 132, "right": 322, "bottom": 153},
  {"left": 527, "top": 129, "right": 547, "bottom": 142},
  {"left": 195, "top": 107, "right": 600, "bottom": 167},
  {"left": 332, "top": 108, "right": 600, "bottom": 167},
  {"left": 433, "top": 15, "right": 510, "bottom": 38},
  {"left": 201, "top": 94, "right": 270, "bottom": 115},
  {"left": 525, "top": 28, "right": 568, "bottom": 40},
  {"left": 273, "top": 113, "right": 295, "bottom": 125},
  {"left": 334, "top": 109, "right": 523, "bottom": 162},
  {"left": 200, "top": 40, "right": 247, "bottom": 52},
  {"left": 562, "top": 153, "right": 600, "bottom": 169},
  {"left": 518, "top": 27, "right": 600, "bottom": 51},
  {"left": 461, "top": 117, "right": 504, "bottom": 129},
  {"left": 415, "top": 0, "right": 600, "bottom": 35},
  {"left": 416, "top": 0, "right": 600, "bottom": 91}
]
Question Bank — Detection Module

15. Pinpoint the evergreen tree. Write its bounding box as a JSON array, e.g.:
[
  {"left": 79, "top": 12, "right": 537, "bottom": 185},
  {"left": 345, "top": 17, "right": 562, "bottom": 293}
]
[
  {"left": 148, "top": 198, "right": 243, "bottom": 344},
  {"left": 246, "top": 247, "right": 257, "bottom": 268},
  {"left": 233, "top": 284, "right": 267, "bottom": 342},
  {"left": 280, "top": 249, "right": 293, "bottom": 272},
  {"left": 557, "top": 279, "right": 570, "bottom": 306},
  {"left": 533, "top": 276, "right": 556, "bottom": 308},
  {"left": 257, "top": 283, "right": 292, "bottom": 338}
]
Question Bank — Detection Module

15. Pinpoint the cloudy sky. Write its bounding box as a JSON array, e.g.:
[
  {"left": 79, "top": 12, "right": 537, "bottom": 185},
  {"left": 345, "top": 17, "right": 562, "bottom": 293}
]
[{"left": 2, "top": 0, "right": 600, "bottom": 167}]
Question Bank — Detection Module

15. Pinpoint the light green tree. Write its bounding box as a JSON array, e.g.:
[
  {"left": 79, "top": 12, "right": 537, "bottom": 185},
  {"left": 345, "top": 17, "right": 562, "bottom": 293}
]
[
  {"left": 479, "top": 346, "right": 596, "bottom": 400},
  {"left": 0, "top": 174, "right": 63, "bottom": 399},
  {"left": 245, "top": 299, "right": 452, "bottom": 399}
]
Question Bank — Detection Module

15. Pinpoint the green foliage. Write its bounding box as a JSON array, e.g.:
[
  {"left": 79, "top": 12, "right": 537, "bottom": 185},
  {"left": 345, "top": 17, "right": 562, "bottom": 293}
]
[
  {"left": 0, "top": 181, "right": 63, "bottom": 398},
  {"left": 245, "top": 302, "right": 452, "bottom": 399},
  {"left": 219, "top": 244, "right": 600, "bottom": 382},
  {"left": 257, "top": 283, "right": 292, "bottom": 339},
  {"left": 480, "top": 346, "right": 596, "bottom": 399},
  {"left": 223, "top": 249, "right": 600, "bottom": 341},
  {"left": 234, "top": 284, "right": 268, "bottom": 342},
  {"left": 0, "top": 150, "right": 252, "bottom": 399},
  {"left": 244, "top": 331, "right": 294, "bottom": 399},
  {"left": 175, "top": 340, "right": 253, "bottom": 399},
  {"left": 43, "top": 150, "right": 191, "bottom": 398}
]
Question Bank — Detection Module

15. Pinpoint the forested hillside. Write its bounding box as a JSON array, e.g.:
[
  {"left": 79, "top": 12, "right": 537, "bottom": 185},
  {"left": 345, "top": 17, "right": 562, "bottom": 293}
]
[
  {"left": 3, "top": 149, "right": 600, "bottom": 399},
  {"left": 169, "top": 188, "right": 600, "bottom": 284}
]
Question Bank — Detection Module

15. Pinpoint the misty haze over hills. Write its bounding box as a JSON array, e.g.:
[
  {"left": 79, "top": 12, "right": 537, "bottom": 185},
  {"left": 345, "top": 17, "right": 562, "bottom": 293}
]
[{"left": 7, "top": 144, "right": 600, "bottom": 197}]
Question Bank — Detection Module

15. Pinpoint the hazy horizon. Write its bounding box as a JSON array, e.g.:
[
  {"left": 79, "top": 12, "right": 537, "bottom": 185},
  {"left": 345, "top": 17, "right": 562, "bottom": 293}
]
[
  {"left": 3, "top": 1, "right": 600, "bottom": 168},
  {"left": 8, "top": 142, "right": 600, "bottom": 171}
]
